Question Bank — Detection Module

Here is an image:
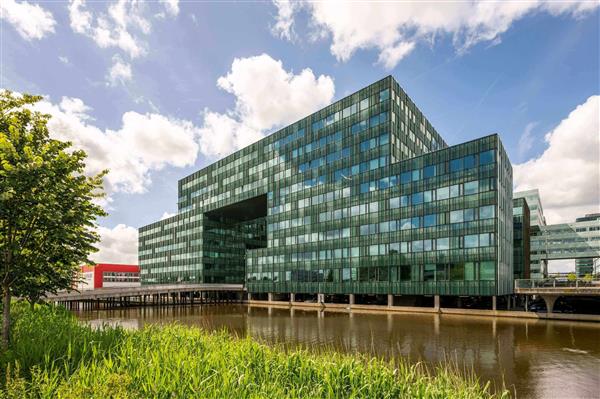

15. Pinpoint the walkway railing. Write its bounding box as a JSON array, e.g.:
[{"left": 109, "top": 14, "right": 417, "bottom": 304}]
[{"left": 515, "top": 278, "right": 600, "bottom": 290}]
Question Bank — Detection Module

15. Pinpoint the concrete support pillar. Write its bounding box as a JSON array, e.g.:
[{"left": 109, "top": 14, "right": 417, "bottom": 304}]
[
  {"left": 492, "top": 296, "right": 497, "bottom": 311},
  {"left": 507, "top": 296, "right": 511, "bottom": 310},
  {"left": 387, "top": 294, "right": 394, "bottom": 307},
  {"left": 317, "top": 293, "right": 325, "bottom": 304},
  {"left": 457, "top": 297, "right": 462, "bottom": 308},
  {"left": 290, "top": 293, "right": 296, "bottom": 303},
  {"left": 542, "top": 295, "right": 558, "bottom": 314},
  {"left": 525, "top": 295, "right": 528, "bottom": 312},
  {"left": 349, "top": 294, "right": 355, "bottom": 306},
  {"left": 268, "top": 293, "right": 273, "bottom": 302},
  {"left": 434, "top": 295, "right": 440, "bottom": 311}
]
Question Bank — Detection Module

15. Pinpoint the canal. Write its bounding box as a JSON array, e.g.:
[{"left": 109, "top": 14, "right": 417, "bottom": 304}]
[{"left": 76, "top": 304, "right": 600, "bottom": 398}]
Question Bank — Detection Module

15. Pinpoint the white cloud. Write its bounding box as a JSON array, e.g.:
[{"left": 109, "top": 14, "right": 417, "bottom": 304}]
[
  {"left": 69, "top": 0, "right": 147, "bottom": 58},
  {"left": 377, "top": 42, "right": 416, "bottom": 70},
  {"left": 33, "top": 95, "right": 200, "bottom": 196},
  {"left": 517, "top": 122, "right": 537, "bottom": 161},
  {"left": 1, "top": 0, "right": 56, "bottom": 40},
  {"left": 199, "top": 53, "right": 335, "bottom": 158},
  {"left": 160, "top": 0, "right": 179, "bottom": 16},
  {"left": 514, "top": 95, "right": 600, "bottom": 224},
  {"left": 91, "top": 224, "right": 138, "bottom": 264},
  {"left": 273, "top": 1, "right": 600, "bottom": 69},
  {"left": 58, "top": 56, "right": 70, "bottom": 65},
  {"left": 107, "top": 55, "right": 132, "bottom": 86},
  {"left": 271, "top": 0, "right": 298, "bottom": 40}
]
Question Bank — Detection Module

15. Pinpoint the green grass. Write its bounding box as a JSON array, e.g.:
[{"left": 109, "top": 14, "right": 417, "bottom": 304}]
[{"left": 1, "top": 303, "right": 509, "bottom": 398}]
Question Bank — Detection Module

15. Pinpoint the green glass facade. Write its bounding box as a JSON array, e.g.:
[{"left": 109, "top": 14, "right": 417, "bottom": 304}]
[
  {"left": 139, "top": 76, "right": 514, "bottom": 297},
  {"left": 513, "top": 198, "right": 530, "bottom": 279},
  {"left": 514, "top": 189, "right": 547, "bottom": 278}
]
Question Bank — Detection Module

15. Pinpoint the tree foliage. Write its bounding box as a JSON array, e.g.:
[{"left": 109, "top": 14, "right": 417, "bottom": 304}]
[{"left": 0, "top": 90, "right": 106, "bottom": 349}]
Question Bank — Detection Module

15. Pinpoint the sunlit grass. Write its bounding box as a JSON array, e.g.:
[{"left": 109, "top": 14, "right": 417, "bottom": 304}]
[{"left": 1, "top": 303, "right": 509, "bottom": 398}]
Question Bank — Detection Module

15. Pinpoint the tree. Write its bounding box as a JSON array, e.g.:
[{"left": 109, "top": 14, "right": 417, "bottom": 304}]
[{"left": 0, "top": 90, "right": 106, "bottom": 350}]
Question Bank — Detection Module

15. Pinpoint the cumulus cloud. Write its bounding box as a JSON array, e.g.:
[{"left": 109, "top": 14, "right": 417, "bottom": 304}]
[
  {"left": 514, "top": 95, "right": 600, "bottom": 224},
  {"left": 68, "top": 0, "right": 178, "bottom": 82},
  {"left": 91, "top": 224, "right": 138, "bottom": 264},
  {"left": 273, "top": 1, "right": 600, "bottom": 69},
  {"left": 107, "top": 55, "right": 132, "bottom": 86},
  {"left": 198, "top": 53, "right": 335, "bottom": 158},
  {"left": 68, "top": 0, "right": 150, "bottom": 58},
  {"left": 1, "top": 0, "right": 56, "bottom": 40},
  {"left": 33, "top": 95, "right": 199, "bottom": 196}
]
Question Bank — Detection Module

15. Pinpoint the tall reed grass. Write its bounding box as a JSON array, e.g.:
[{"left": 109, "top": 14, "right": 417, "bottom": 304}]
[{"left": 1, "top": 303, "right": 509, "bottom": 398}]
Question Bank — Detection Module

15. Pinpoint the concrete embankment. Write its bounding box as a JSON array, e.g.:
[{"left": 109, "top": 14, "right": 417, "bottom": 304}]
[{"left": 246, "top": 300, "right": 600, "bottom": 323}]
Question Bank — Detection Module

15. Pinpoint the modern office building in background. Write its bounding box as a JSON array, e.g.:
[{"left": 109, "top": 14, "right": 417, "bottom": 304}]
[
  {"left": 574, "top": 214, "right": 600, "bottom": 276},
  {"left": 139, "top": 76, "right": 515, "bottom": 303},
  {"left": 513, "top": 197, "right": 530, "bottom": 279}
]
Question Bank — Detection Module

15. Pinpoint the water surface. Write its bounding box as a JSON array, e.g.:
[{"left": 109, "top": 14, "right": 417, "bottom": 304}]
[{"left": 76, "top": 305, "right": 600, "bottom": 398}]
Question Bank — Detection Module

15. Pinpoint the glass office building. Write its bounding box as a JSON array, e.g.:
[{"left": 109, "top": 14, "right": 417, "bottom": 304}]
[
  {"left": 513, "top": 198, "right": 531, "bottom": 279},
  {"left": 573, "top": 213, "right": 599, "bottom": 276},
  {"left": 514, "top": 189, "right": 547, "bottom": 278},
  {"left": 139, "top": 76, "right": 514, "bottom": 298}
]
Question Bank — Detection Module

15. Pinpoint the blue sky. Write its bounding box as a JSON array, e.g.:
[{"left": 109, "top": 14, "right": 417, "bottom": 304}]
[{"left": 2, "top": 1, "right": 599, "bottom": 267}]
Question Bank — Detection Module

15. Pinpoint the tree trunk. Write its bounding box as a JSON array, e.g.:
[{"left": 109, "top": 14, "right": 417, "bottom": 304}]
[{"left": 2, "top": 284, "right": 11, "bottom": 351}]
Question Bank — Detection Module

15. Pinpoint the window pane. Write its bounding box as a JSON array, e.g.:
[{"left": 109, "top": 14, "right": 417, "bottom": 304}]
[
  {"left": 480, "top": 150, "right": 495, "bottom": 165},
  {"left": 412, "top": 192, "right": 424, "bottom": 205},
  {"left": 465, "top": 234, "right": 479, "bottom": 248},
  {"left": 463, "top": 155, "right": 475, "bottom": 169},
  {"left": 412, "top": 240, "right": 423, "bottom": 252},
  {"left": 480, "top": 261, "right": 495, "bottom": 280},
  {"left": 465, "top": 262, "right": 476, "bottom": 280},
  {"left": 464, "top": 208, "right": 475, "bottom": 222},
  {"left": 437, "top": 186, "right": 449, "bottom": 200},
  {"left": 400, "top": 195, "right": 409, "bottom": 207},
  {"left": 450, "top": 184, "right": 460, "bottom": 198},
  {"left": 464, "top": 181, "right": 479, "bottom": 195},
  {"left": 450, "top": 158, "right": 463, "bottom": 172},
  {"left": 450, "top": 210, "right": 463, "bottom": 223},
  {"left": 437, "top": 237, "right": 449, "bottom": 250},
  {"left": 424, "top": 214, "right": 436, "bottom": 227},
  {"left": 480, "top": 205, "right": 495, "bottom": 219},
  {"left": 423, "top": 165, "right": 436, "bottom": 178},
  {"left": 479, "top": 233, "right": 490, "bottom": 247}
]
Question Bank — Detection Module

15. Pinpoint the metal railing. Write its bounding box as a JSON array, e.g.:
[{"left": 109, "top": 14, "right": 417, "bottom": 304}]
[{"left": 515, "top": 278, "right": 600, "bottom": 289}]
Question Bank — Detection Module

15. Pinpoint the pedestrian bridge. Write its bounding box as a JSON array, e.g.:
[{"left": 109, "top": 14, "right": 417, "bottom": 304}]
[
  {"left": 48, "top": 283, "right": 246, "bottom": 310},
  {"left": 515, "top": 278, "right": 600, "bottom": 313},
  {"left": 530, "top": 220, "right": 600, "bottom": 262}
]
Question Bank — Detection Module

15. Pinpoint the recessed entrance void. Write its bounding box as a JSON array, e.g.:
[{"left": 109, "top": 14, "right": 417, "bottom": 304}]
[
  {"left": 202, "top": 195, "right": 268, "bottom": 283},
  {"left": 205, "top": 194, "right": 268, "bottom": 225}
]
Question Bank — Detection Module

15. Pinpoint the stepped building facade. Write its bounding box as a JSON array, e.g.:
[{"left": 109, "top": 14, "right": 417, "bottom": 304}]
[{"left": 139, "top": 76, "right": 514, "bottom": 301}]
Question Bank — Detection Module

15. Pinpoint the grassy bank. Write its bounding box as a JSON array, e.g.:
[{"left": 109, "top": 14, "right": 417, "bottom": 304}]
[{"left": 1, "top": 304, "right": 508, "bottom": 398}]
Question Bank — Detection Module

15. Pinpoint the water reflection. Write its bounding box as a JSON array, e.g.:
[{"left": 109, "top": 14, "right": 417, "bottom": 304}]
[{"left": 76, "top": 305, "right": 600, "bottom": 398}]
